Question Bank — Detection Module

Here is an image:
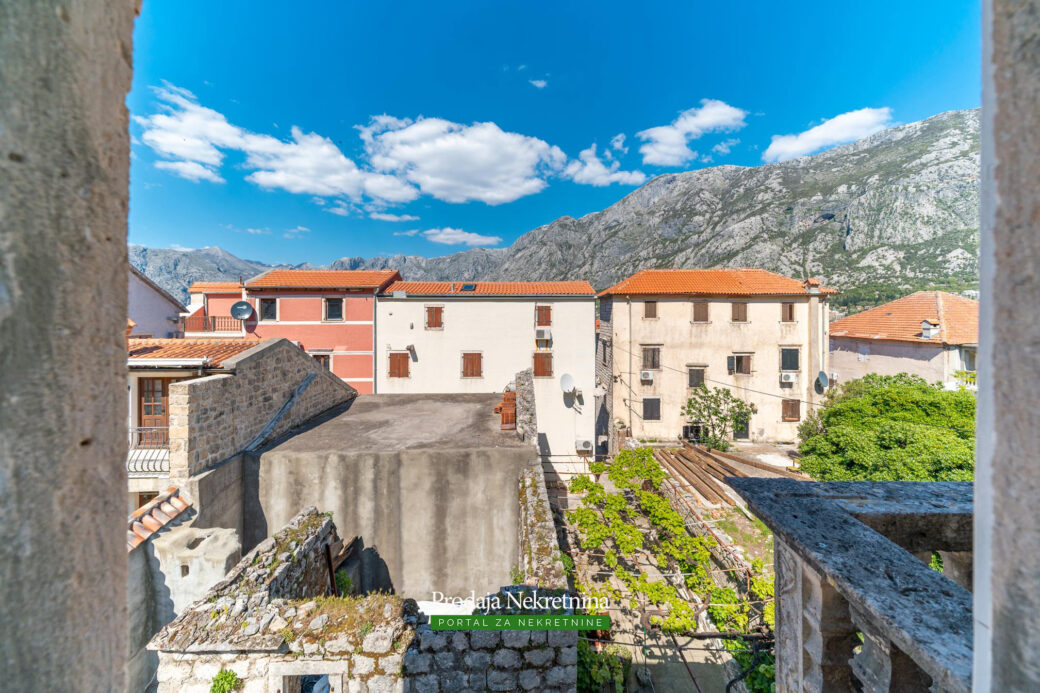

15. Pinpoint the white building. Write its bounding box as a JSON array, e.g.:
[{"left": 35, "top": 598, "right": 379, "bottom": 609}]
[
  {"left": 375, "top": 281, "right": 597, "bottom": 479},
  {"left": 128, "top": 265, "right": 185, "bottom": 338}
]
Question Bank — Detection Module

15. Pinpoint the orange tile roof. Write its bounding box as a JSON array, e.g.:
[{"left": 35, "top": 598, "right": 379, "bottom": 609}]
[
  {"left": 128, "top": 338, "right": 257, "bottom": 367},
  {"left": 127, "top": 487, "right": 191, "bottom": 551},
  {"left": 830, "top": 291, "right": 979, "bottom": 345},
  {"left": 187, "top": 281, "right": 241, "bottom": 293},
  {"left": 598, "top": 268, "right": 837, "bottom": 297},
  {"left": 245, "top": 269, "right": 400, "bottom": 289},
  {"left": 383, "top": 280, "right": 596, "bottom": 296}
]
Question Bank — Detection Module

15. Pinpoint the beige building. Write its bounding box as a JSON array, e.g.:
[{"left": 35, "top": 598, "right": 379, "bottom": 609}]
[
  {"left": 829, "top": 291, "right": 979, "bottom": 389},
  {"left": 598, "top": 269, "right": 833, "bottom": 446}
]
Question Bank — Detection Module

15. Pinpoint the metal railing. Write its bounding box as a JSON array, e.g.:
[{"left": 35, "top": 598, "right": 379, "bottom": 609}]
[
  {"left": 181, "top": 315, "right": 241, "bottom": 332},
  {"left": 127, "top": 426, "right": 170, "bottom": 475}
]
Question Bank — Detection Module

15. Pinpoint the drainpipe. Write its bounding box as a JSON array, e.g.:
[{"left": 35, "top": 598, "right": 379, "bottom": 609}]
[
  {"left": 627, "top": 295, "right": 633, "bottom": 435},
  {"left": 372, "top": 289, "right": 378, "bottom": 393}
]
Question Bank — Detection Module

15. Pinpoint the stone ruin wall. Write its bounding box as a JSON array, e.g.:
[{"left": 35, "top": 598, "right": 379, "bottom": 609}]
[{"left": 518, "top": 461, "right": 568, "bottom": 589}]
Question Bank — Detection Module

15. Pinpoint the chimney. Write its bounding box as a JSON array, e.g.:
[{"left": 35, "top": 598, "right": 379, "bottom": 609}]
[{"left": 126, "top": 318, "right": 136, "bottom": 351}]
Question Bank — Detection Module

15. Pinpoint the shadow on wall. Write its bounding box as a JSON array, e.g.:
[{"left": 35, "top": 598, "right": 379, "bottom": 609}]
[
  {"left": 537, "top": 432, "right": 551, "bottom": 456},
  {"left": 336, "top": 540, "right": 395, "bottom": 594}
]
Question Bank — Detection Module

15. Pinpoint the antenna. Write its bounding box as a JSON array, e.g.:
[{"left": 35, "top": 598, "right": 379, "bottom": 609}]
[
  {"left": 230, "top": 300, "right": 254, "bottom": 320},
  {"left": 817, "top": 370, "right": 829, "bottom": 388},
  {"left": 560, "top": 373, "right": 576, "bottom": 394}
]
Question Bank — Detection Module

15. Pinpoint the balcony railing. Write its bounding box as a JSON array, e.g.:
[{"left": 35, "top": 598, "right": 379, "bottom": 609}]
[
  {"left": 127, "top": 426, "right": 170, "bottom": 476},
  {"left": 730, "top": 478, "right": 972, "bottom": 693},
  {"left": 181, "top": 315, "right": 241, "bottom": 333}
]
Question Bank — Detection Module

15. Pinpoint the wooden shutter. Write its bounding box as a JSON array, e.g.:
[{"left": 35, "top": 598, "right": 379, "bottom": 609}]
[
  {"left": 727, "top": 355, "right": 736, "bottom": 374},
  {"left": 732, "top": 302, "right": 748, "bottom": 322},
  {"left": 693, "top": 302, "right": 709, "bottom": 323},
  {"left": 688, "top": 368, "right": 705, "bottom": 388},
  {"left": 462, "top": 352, "right": 482, "bottom": 377},
  {"left": 389, "top": 352, "right": 410, "bottom": 378},
  {"left": 426, "top": 306, "right": 443, "bottom": 328},
  {"left": 536, "top": 305, "right": 552, "bottom": 326},
  {"left": 643, "top": 398, "right": 661, "bottom": 421},
  {"left": 642, "top": 347, "right": 660, "bottom": 370},
  {"left": 533, "top": 352, "right": 553, "bottom": 377},
  {"left": 782, "top": 399, "right": 800, "bottom": 421},
  {"left": 781, "top": 302, "right": 795, "bottom": 322},
  {"left": 644, "top": 301, "right": 657, "bottom": 318}
]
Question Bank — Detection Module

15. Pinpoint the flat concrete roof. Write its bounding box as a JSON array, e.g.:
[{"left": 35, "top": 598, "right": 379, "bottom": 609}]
[{"left": 264, "top": 393, "right": 531, "bottom": 454}]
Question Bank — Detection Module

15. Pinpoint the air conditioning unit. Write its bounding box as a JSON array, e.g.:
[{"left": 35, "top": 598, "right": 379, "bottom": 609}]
[
  {"left": 575, "top": 438, "right": 594, "bottom": 454},
  {"left": 780, "top": 372, "right": 798, "bottom": 384},
  {"left": 535, "top": 327, "right": 552, "bottom": 341},
  {"left": 640, "top": 370, "right": 654, "bottom": 383}
]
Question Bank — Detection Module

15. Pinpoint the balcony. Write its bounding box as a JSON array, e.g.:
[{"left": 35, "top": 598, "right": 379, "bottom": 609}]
[
  {"left": 730, "top": 478, "right": 972, "bottom": 693},
  {"left": 127, "top": 427, "right": 170, "bottom": 476},
  {"left": 180, "top": 315, "right": 241, "bottom": 333}
]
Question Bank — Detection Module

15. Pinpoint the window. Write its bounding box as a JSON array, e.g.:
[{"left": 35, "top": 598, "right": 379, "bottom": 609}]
[
  {"left": 461, "top": 352, "right": 483, "bottom": 378},
  {"left": 963, "top": 348, "right": 977, "bottom": 372},
  {"left": 425, "top": 305, "right": 443, "bottom": 329},
  {"left": 324, "top": 298, "right": 343, "bottom": 321},
  {"left": 727, "top": 354, "right": 752, "bottom": 375},
  {"left": 683, "top": 424, "right": 707, "bottom": 442},
  {"left": 782, "top": 399, "right": 801, "bottom": 422},
  {"left": 644, "top": 301, "right": 657, "bottom": 319},
  {"left": 780, "top": 348, "right": 800, "bottom": 371},
  {"left": 533, "top": 352, "right": 553, "bottom": 377},
  {"left": 312, "top": 354, "right": 330, "bottom": 370},
  {"left": 388, "top": 352, "right": 410, "bottom": 378},
  {"left": 857, "top": 343, "right": 870, "bottom": 362},
  {"left": 136, "top": 492, "right": 158, "bottom": 509},
  {"left": 731, "top": 302, "right": 748, "bottom": 322},
  {"left": 259, "top": 298, "right": 277, "bottom": 321},
  {"left": 642, "top": 397, "right": 661, "bottom": 421},
  {"left": 536, "top": 305, "right": 552, "bottom": 326},
  {"left": 688, "top": 367, "right": 705, "bottom": 388},
  {"left": 733, "top": 415, "right": 750, "bottom": 439},
  {"left": 781, "top": 302, "right": 795, "bottom": 322},
  {"left": 692, "top": 302, "right": 709, "bottom": 323},
  {"left": 642, "top": 346, "right": 661, "bottom": 370}
]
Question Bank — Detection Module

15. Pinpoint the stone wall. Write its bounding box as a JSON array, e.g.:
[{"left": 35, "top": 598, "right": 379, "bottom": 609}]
[
  {"left": 595, "top": 300, "right": 614, "bottom": 453},
  {"left": 514, "top": 367, "right": 537, "bottom": 444},
  {"left": 518, "top": 462, "right": 568, "bottom": 589},
  {"left": 0, "top": 2, "right": 137, "bottom": 690},
  {"left": 169, "top": 339, "right": 357, "bottom": 479}
]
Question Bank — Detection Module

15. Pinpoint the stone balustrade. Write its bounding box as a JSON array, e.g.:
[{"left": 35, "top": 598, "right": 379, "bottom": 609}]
[{"left": 729, "top": 478, "right": 973, "bottom": 693}]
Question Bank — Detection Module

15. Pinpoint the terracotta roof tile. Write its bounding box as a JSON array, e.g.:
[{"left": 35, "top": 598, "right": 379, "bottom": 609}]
[
  {"left": 383, "top": 280, "right": 595, "bottom": 296},
  {"left": 187, "top": 281, "right": 241, "bottom": 293},
  {"left": 128, "top": 338, "right": 256, "bottom": 367},
  {"left": 597, "top": 268, "right": 837, "bottom": 297},
  {"left": 830, "top": 291, "right": 979, "bottom": 345},
  {"left": 127, "top": 487, "right": 191, "bottom": 552},
  {"left": 245, "top": 269, "right": 400, "bottom": 289}
]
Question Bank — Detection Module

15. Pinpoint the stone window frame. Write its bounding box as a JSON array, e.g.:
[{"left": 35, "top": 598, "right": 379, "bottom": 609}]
[
  {"left": 780, "top": 346, "right": 801, "bottom": 372},
  {"left": 388, "top": 351, "right": 411, "bottom": 378},
  {"left": 424, "top": 304, "right": 444, "bottom": 330},
  {"left": 460, "top": 351, "right": 483, "bottom": 379}
]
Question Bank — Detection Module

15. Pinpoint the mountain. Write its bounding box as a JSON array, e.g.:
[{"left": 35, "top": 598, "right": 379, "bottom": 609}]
[
  {"left": 128, "top": 246, "right": 276, "bottom": 301},
  {"left": 131, "top": 109, "right": 980, "bottom": 304}
]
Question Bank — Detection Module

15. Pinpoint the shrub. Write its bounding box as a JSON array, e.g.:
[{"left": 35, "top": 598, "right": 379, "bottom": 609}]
[
  {"left": 680, "top": 386, "right": 758, "bottom": 451},
  {"left": 210, "top": 668, "right": 241, "bottom": 693}
]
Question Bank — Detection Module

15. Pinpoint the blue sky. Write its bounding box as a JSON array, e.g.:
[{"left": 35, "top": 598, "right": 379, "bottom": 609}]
[{"left": 128, "top": 1, "right": 981, "bottom": 266}]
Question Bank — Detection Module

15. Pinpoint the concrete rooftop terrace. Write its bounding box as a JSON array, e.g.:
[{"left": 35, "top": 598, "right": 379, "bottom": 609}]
[{"left": 263, "top": 392, "right": 529, "bottom": 453}]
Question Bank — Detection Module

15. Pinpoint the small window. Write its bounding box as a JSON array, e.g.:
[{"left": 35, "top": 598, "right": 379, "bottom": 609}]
[
  {"left": 692, "top": 302, "right": 709, "bottom": 323},
  {"left": 642, "top": 398, "right": 661, "bottom": 421},
  {"left": 324, "top": 298, "right": 343, "bottom": 321},
  {"left": 731, "top": 302, "right": 748, "bottom": 322},
  {"left": 388, "top": 352, "right": 410, "bottom": 378},
  {"left": 688, "top": 367, "right": 705, "bottom": 388},
  {"left": 260, "top": 298, "right": 277, "bottom": 321},
  {"left": 533, "top": 352, "right": 553, "bottom": 377},
  {"left": 781, "top": 302, "right": 795, "bottom": 322},
  {"left": 733, "top": 415, "right": 750, "bottom": 439},
  {"left": 858, "top": 343, "right": 870, "bottom": 362},
  {"left": 782, "top": 399, "right": 801, "bottom": 422},
  {"left": 781, "top": 348, "right": 800, "bottom": 372},
  {"left": 461, "top": 352, "right": 483, "bottom": 378},
  {"left": 728, "top": 354, "right": 752, "bottom": 375},
  {"left": 642, "top": 346, "right": 661, "bottom": 370},
  {"left": 425, "top": 305, "right": 443, "bottom": 329},
  {"left": 312, "top": 354, "right": 330, "bottom": 370},
  {"left": 683, "top": 424, "right": 707, "bottom": 442},
  {"left": 644, "top": 301, "right": 657, "bottom": 319},
  {"left": 536, "top": 305, "right": 552, "bottom": 327}
]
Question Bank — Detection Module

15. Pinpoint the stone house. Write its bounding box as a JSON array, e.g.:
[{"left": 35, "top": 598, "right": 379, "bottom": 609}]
[
  {"left": 598, "top": 268, "right": 834, "bottom": 447},
  {"left": 829, "top": 291, "right": 979, "bottom": 389}
]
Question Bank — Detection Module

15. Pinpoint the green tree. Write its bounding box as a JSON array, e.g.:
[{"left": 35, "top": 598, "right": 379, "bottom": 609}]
[
  {"left": 680, "top": 386, "right": 758, "bottom": 451},
  {"left": 798, "top": 374, "right": 975, "bottom": 481}
]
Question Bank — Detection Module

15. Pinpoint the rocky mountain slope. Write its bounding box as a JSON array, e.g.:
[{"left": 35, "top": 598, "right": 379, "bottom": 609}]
[{"left": 133, "top": 109, "right": 979, "bottom": 302}]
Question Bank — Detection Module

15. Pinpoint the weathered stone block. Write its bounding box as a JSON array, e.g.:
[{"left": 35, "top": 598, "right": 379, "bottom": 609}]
[
  {"left": 492, "top": 648, "right": 521, "bottom": 670},
  {"left": 502, "top": 629, "right": 531, "bottom": 648},
  {"left": 545, "top": 664, "right": 577, "bottom": 687},
  {"left": 469, "top": 630, "right": 501, "bottom": 649},
  {"left": 352, "top": 654, "right": 375, "bottom": 676},
  {"left": 524, "top": 647, "right": 554, "bottom": 667},
  {"left": 519, "top": 668, "right": 543, "bottom": 690},
  {"left": 556, "top": 645, "right": 577, "bottom": 666},
  {"left": 463, "top": 650, "right": 491, "bottom": 671},
  {"left": 487, "top": 669, "right": 518, "bottom": 691}
]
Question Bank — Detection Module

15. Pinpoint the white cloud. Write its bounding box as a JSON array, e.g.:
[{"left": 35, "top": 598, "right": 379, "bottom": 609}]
[
  {"left": 563, "top": 144, "right": 646, "bottom": 187},
  {"left": 326, "top": 202, "right": 351, "bottom": 216},
  {"left": 370, "top": 212, "right": 420, "bottom": 222},
  {"left": 169, "top": 243, "right": 195, "bottom": 251},
  {"left": 529, "top": 79, "right": 547, "bottom": 89},
  {"left": 610, "top": 133, "right": 628, "bottom": 154},
  {"left": 712, "top": 138, "right": 740, "bottom": 156},
  {"left": 154, "top": 160, "right": 224, "bottom": 183},
  {"left": 359, "top": 116, "right": 566, "bottom": 204},
  {"left": 636, "top": 99, "right": 748, "bottom": 166},
  {"left": 393, "top": 229, "right": 420, "bottom": 237},
  {"left": 283, "top": 225, "right": 309, "bottom": 239},
  {"left": 762, "top": 107, "right": 893, "bottom": 162},
  {"left": 422, "top": 227, "right": 502, "bottom": 246},
  {"left": 245, "top": 227, "right": 270, "bottom": 235}
]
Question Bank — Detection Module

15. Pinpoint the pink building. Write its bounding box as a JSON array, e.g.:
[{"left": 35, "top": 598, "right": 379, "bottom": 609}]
[{"left": 184, "top": 269, "right": 401, "bottom": 393}]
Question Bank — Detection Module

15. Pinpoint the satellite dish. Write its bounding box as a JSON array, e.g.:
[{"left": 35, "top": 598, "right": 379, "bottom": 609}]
[
  {"left": 230, "top": 300, "right": 254, "bottom": 320},
  {"left": 560, "top": 373, "right": 576, "bottom": 394},
  {"left": 817, "top": 370, "right": 830, "bottom": 388}
]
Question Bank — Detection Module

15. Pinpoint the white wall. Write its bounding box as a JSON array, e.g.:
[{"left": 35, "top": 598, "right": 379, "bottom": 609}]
[
  {"left": 129, "top": 271, "right": 183, "bottom": 337},
  {"left": 376, "top": 297, "right": 596, "bottom": 462}
]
